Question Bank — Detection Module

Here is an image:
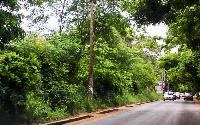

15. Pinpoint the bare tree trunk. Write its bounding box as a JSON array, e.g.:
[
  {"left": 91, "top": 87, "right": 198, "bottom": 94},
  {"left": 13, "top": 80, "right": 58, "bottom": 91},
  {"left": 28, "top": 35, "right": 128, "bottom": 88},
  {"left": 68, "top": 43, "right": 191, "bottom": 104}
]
[
  {"left": 59, "top": 0, "right": 67, "bottom": 35},
  {"left": 88, "top": 1, "right": 94, "bottom": 101}
]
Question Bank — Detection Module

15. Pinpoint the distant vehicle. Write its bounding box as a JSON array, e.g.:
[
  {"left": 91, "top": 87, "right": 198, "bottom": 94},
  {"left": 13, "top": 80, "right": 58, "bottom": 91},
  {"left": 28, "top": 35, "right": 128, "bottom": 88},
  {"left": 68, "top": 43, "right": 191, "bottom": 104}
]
[
  {"left": 175, "top": 92, "right": 181, "bottom": 99},
  {"left": 173, "top": 93, "right": 176, "bottom": 100},
  {"left": 184, "top": 92, "right": 193, "bottom": 101},
  {"left": 180, "top": 93, "right": 184, "bottom": 98},
  {"left": 164, "top": 92, "right": 174, "bottom": 101}
]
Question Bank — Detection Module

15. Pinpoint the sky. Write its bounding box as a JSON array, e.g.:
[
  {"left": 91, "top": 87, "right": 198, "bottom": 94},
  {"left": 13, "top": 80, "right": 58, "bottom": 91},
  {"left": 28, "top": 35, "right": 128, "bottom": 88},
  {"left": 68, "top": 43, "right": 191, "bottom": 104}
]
[
  {"left": 146, "top": 23, "right": 168, "bottom": 38},
  {"left": 146, "top": 24, "right": 178, "bottom": 53}
]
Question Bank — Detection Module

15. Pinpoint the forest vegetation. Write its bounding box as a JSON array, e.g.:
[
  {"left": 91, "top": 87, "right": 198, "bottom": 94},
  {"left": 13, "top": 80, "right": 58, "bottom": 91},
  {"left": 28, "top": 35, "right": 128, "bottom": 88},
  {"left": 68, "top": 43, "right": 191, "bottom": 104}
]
[{"left": 0, "top": 0, "right": 199, "bottom": 124}]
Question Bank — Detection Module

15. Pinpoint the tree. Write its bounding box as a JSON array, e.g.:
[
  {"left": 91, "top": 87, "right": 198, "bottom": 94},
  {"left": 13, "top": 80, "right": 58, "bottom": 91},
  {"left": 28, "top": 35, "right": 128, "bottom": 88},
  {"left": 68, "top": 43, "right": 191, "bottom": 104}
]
[
  {"left": 123, "top": 0, "right": 200, "bottom": 92},
  {"left": 0, "top": 0, "right": 55, "bottom": 49},
  {"left": 122, "top": 0, "right": 200, "bottom": 50},
  {"left": 159, "top": 53, "right": 179, "bottom": 70},
  {"left": 0, "top": 0, "right": 25, "bottom": 49},
  {"left": 23, "top": 0, "right": 71, "bottom": 35},
  {"left": 159, "top": 47, "right": 200, "bottom": 92},
  {"left": 166, "top": 4, "right": 200, "bottom": 50}
]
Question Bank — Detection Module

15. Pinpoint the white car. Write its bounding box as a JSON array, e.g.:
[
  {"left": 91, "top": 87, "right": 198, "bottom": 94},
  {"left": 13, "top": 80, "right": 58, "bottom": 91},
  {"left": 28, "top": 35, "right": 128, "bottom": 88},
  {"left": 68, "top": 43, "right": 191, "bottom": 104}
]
[
  {"left": 184, "top": 92, "right": 193, "bottom": 101},
  {"left": 164, "top": 92, "right": 174, "bottom": 101}
]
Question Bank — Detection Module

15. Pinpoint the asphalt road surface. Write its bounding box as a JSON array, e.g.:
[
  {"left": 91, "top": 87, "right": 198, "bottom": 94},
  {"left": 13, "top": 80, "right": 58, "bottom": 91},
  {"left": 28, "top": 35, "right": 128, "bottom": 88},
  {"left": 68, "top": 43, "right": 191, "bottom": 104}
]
[{"left": 85, "top": 98, "right": 200, "bottom": 125}]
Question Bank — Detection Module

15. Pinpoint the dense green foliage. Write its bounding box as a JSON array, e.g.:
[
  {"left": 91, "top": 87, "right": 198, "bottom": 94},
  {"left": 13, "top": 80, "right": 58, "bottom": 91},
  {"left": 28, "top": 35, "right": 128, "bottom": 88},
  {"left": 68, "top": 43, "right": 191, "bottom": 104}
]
[
  {"left": 123, "top": 0, "right": 200, "bottom": 49},
  {"left": 0, "top": 0, "right": 25, "bottom": 49},
  {"left": 0, "top": 52, "right": 41, "bottom": 124},
  {"left": 159, "top": 47, "right": 200, "bottom": 93},
  {"left": 115, "top": 0, "right": 200, "bottom": 97},
  {"left": 124, "top": 0, "right": 200, "bottom": 93},
  {"left": 1, "top": 0, "right": 192, "bottom": 124},
  {"left": 0, "top": 29, "right": 162, "bottom": 124}
]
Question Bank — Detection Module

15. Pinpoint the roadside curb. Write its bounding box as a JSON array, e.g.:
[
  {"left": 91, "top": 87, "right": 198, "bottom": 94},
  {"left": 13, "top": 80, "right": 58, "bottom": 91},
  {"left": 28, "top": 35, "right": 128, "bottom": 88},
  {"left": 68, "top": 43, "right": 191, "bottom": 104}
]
[
  {"left": 44, "top": 115, "right": 94, "bottom": 125},
  {"left": 43, "top": 99, "right": 160, "bottom": 125}
]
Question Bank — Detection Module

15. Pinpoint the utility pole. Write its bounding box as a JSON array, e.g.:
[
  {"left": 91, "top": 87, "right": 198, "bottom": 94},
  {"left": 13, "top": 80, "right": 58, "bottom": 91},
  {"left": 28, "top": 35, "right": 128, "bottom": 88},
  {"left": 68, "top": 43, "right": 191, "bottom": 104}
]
[
  {"left": 162, "top": 72, "right": 164, "bottom": 94},
  {"left": 167, "top": 78, "right": 170, "bottom": 93},
  {"left": 148, "top": 82, "right": 150, "bottom": 98},
  {"left": 88, "top": 1, "right": 94, "bottom": 101}
]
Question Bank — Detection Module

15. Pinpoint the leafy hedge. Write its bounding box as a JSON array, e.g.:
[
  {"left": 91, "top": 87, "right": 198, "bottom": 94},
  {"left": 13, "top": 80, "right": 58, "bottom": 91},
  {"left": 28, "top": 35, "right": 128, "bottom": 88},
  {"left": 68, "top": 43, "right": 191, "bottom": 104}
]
[
  {"left": 0, "top": 52, "right": 41, "bottom": 124},
  {"left": 0, "top": 30, "right": 162, "bottom": 124}
]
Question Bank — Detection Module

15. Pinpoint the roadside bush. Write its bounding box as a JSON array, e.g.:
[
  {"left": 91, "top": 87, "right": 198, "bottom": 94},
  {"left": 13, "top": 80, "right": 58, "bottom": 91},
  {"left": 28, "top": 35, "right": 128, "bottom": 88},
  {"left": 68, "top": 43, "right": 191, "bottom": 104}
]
[
  {"left": 149, "top": 92, "right": 159, "bottom": 100},
  {"left": 94, "top": 98, "right": 108, "bottom": 109},
  {"left": 0, "top": 52, "right": 41, "bottom": 124},
  {"left": 47, "top": 108, "right": 70, "bottom": 122},
  {"left": 64, "top": 84, "right": 88, "bottom": 115},
  {"left": 155, "top": 93, "right": 164, "bottom": 100},
  {"left": 23, "top": 92, "right": 51, "bottom": 124},
  {"left": 137, "top": 91, "right": 149, "bottom": 102},
  {"left": 115, "top": 94, "right": 138, "bottom": 106},
  {"left": 0, "top": 108, "right": 11, "bottom": 125}
]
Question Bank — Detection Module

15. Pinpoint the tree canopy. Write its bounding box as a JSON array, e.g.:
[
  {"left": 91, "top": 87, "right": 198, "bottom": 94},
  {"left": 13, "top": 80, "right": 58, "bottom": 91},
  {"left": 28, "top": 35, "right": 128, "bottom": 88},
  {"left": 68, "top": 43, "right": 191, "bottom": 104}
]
[
  {"left": 159, "top": 47, "right": 200, "bottom": 92},
  {"left": 122, "top": 0, "right": 200, "bottom": 50},
  {"left": 0, "top": 0, "right": 25, "bottom": 49}
]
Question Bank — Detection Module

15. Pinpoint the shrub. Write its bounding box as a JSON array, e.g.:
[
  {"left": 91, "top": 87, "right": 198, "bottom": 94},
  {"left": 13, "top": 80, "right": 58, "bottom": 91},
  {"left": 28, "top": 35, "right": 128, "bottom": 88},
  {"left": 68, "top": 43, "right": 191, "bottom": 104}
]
[
  {"left": 23, "top": 92, "right": 51, "bottom": 124},
  {"left": 0, "top": 52, "right": 41, "bottom": 124}
]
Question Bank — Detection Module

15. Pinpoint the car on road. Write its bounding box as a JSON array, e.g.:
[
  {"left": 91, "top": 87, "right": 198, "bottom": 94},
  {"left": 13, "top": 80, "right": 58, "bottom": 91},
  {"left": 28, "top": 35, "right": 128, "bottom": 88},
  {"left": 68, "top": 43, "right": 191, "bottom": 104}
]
[
  {"left": 175, "top": 92, "right": 181, "bottom": 99},
  {"left": 164, "top": 92, "right": 174, "bottom": 101},
  {"left": 180, "top": 93, "right": 184, "bottom": 98},
  {"left": 184, "top": 92, "right": 193, "bottom": 101},
  {"left": 173, "top": 93, "right": 176, "bottom": 100}
]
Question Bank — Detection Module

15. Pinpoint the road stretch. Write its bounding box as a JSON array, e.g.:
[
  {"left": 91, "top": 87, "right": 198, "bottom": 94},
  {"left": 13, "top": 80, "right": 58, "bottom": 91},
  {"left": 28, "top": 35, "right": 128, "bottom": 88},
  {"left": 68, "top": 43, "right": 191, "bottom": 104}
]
[{"left": 85, "top": 99, "right": 200, "bottom": 125}]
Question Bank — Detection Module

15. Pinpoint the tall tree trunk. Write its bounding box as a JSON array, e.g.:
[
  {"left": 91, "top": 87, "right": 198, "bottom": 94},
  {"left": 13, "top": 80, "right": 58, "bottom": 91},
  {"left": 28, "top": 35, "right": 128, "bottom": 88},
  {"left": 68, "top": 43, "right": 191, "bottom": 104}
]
[
  {"left": 88, "top": 1, "right": 94, "bottom": 101},
  {"left": 162, "top": 72, "right": 164, "bottom": 94},
  {"left": 148, "top": 81, "right": 150, "bottom": 98}
]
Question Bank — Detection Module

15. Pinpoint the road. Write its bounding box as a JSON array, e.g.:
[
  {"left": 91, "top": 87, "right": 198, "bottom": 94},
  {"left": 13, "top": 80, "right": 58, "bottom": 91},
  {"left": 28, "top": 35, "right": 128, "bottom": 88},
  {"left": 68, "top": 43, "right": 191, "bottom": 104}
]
[{"left": 84, "top": 98, "right": 200, "bottom": 125}]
